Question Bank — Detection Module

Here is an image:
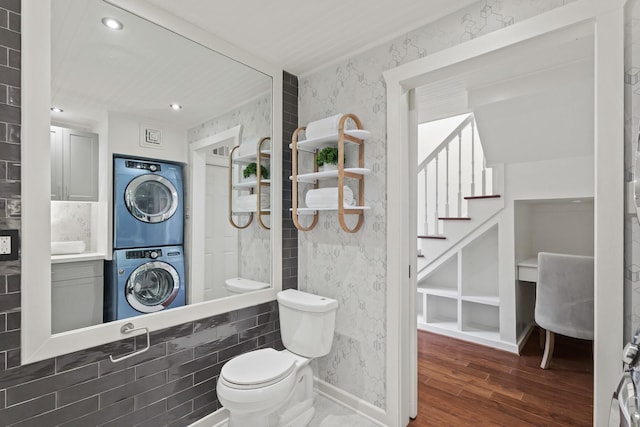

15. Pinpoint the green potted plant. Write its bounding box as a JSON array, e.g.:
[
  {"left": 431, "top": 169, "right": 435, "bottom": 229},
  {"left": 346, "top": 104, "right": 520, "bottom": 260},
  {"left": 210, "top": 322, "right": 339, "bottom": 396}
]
[
  {"left": 243, "top": 162, "right": 269, "bottom": 181},
  {"left": 316, "top": 146, "right": 343, "bottom": 171}
]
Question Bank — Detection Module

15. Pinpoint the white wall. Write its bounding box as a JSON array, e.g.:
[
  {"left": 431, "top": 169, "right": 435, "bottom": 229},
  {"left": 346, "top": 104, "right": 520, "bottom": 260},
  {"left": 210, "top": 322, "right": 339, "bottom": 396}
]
[{"left": 108, "top": 111, "right": 188, "bottom": 163}]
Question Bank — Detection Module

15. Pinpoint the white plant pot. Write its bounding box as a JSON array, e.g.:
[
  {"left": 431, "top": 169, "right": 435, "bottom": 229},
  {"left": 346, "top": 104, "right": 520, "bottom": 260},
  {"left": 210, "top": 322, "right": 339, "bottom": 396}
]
[{"left": 320, "top": 163, "right": 338, "bottom": 172}]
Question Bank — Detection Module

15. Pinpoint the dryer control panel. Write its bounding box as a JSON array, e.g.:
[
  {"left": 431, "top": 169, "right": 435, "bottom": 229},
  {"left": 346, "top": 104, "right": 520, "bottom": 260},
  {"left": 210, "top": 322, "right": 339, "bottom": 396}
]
[{"left": 126, "top": 249, "right": 162, "bottom": 260}]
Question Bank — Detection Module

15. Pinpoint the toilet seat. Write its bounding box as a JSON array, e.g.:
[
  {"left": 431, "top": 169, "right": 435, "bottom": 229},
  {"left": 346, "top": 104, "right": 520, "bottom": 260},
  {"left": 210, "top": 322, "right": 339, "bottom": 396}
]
[{"left": 220, "top": 348, "right": 297, "bottom": 390}]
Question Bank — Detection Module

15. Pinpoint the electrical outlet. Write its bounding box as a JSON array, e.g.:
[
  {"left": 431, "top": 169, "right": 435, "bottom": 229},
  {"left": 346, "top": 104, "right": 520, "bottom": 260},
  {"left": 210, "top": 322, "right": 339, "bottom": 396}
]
[
  {"left": 0, "top": 236, "right": 10, "bottom": 254},
  {"left": 0, "top": 229, "right": 19, "bottom": 261}
]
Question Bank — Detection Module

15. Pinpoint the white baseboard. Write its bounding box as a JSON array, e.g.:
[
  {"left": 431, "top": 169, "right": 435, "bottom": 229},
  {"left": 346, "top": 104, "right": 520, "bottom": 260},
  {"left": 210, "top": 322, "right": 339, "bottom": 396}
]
[
  {"left": 314, "top": 378, "right": 387, "bottom": 426},
  {"left": 188, "top": 407, "right": 229, "bottom": 427},
  {"left": 517, "top": 323, "right": 536, "bottom": 354},
  {"left": 188, "top": 382, "right": 387, "bottom": 427}
]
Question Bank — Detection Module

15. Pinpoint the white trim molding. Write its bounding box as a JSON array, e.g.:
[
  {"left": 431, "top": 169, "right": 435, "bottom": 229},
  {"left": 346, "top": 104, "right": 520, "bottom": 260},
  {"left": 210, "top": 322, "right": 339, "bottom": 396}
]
[{"left": 384, "top": 0, "right": 626, "bottom": 425}]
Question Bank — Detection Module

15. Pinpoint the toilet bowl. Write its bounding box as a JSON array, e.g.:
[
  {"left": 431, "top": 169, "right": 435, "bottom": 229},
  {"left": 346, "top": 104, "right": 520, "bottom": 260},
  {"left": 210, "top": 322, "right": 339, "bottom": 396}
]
[{"left": 216, "top": 289, "right": 338, "bottom": 427}]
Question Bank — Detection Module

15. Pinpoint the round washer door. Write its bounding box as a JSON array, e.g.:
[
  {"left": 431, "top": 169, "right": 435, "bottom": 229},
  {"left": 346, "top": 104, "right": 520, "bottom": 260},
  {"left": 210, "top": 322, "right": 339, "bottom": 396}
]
[
  {"left": 125, "top": 175, "right": 178, "bottom": 223},
  {"left": 126, "top": 261, "right": 180, "bottom": 313}
]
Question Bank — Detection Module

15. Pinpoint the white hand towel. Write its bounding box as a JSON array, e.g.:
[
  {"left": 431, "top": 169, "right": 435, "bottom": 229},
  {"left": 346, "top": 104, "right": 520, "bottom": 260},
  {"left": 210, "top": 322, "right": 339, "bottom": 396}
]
[
  {"left": 305, "top": 114, "right": 344, "bottom": 140},
  {"left": 235, "top": 193, "right": 270, "bottom": 210},
  {"left": 305, "top": 186, "right": 355, "bottom": 208}
]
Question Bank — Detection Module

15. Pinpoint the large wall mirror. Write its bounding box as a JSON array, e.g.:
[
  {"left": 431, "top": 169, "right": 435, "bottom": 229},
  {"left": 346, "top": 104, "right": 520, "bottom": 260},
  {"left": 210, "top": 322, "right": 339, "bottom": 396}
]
[{"left": 21, "top": 0, "right": 283, "bottom": 364}]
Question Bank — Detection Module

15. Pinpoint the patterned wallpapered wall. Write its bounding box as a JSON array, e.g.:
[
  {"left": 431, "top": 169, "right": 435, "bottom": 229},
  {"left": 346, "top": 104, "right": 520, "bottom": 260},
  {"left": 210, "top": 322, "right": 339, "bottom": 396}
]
[
  {"left": 298, "top": 0, "right": 576, "bottom": 409},
  {"left": 188, "top": 93, "right": 272, "bottom": 284},
  {"left": 625, "top": 0, "right": 640, "bottom": 339}
]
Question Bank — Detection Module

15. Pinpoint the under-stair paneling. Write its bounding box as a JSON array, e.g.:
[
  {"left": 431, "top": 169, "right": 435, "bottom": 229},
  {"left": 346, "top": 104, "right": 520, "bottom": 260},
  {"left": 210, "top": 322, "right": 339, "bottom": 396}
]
[
  {"left": 461, "top": 225, "right": 499, "bottom": 301},
  {"left": 505, "top": 155, "right": 594, "bottom": 200}
]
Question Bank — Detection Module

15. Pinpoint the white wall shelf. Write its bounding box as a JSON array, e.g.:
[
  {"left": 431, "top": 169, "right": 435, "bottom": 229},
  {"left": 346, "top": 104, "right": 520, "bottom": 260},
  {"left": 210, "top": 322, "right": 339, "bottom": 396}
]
[
  {"left": 232, "top": 179, "right": 271, "bottom": 190},
  {"left": 228, "top": 137, "right": 271, "bottom": 230},
  {"left": 290, "top": 113, "right": 369, "bottom": 233},
  {"left": 292, "top": 168, "right": 370, "bottom": 184},
  {"left": 232, "top": 150, "right": 271, "bottom": 165}
]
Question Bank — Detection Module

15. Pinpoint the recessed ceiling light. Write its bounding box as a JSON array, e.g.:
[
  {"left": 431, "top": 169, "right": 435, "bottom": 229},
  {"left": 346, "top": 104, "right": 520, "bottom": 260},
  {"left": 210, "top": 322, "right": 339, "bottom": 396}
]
[
  {"left": 50, "top": 107, "right": 63, "bottom": 113},
  {"left": 101, "top": 17, "right": 123, "bottom": 30},
  {"left": 169, "top": 103, "right": 183, "bottom": 111}
]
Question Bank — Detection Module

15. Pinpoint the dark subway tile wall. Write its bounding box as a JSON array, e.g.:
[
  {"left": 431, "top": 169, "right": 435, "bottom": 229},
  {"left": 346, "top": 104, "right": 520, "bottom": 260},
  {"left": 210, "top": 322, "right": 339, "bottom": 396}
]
[
  {"left": 0, "top": 4, "right": 298, "bottom": 426},
  {"left": 282, "top": 71, "right": 299, "bottom": 291}
]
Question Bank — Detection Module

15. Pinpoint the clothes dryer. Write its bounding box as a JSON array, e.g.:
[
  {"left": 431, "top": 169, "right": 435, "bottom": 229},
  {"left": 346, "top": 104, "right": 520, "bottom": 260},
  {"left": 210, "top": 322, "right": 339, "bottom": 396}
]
[
  {"left": 104, "top": 245, "right": 186, "bottom": 321},
  {"left": 113, "top": 156, "right": 183, "bottom": 249}
]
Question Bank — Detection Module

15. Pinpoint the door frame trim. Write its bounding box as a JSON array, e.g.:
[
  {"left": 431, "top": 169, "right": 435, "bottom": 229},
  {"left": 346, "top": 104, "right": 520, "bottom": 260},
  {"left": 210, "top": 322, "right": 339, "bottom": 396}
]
[{"left": 383, "top": 1, "right": 625, "bottom": 425}]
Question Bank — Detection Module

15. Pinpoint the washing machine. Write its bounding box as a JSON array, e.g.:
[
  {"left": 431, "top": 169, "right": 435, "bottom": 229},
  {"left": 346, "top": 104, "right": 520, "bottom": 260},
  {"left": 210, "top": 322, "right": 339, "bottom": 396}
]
[
  {"left": 104, "top": 245, "right": 186, "bottom": 322},
  {"left": 113, "top": 156, "right": 184, "bottom": 249}
]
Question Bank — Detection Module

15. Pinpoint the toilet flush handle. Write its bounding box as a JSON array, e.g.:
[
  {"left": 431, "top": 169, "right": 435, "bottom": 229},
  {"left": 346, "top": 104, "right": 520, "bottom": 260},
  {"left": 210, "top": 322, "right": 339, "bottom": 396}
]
[{"left": 109, "top": 323, "right": 151, "bottom": 363}]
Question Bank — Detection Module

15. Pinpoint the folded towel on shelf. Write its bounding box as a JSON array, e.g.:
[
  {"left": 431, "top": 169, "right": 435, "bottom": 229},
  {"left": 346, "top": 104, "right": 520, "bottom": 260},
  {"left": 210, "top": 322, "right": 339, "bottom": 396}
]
[
  {"left": 305, "top": 114, "right": 344, "bottom": 140},
  {"left": 238, "top": 138, "right": 259, "bottom": 157},
  {"left": 305, "top": 186, "right": 355, "bottom": 208},
  {"left": 235, "top": 193, "right": 270, "bottom": 211}
]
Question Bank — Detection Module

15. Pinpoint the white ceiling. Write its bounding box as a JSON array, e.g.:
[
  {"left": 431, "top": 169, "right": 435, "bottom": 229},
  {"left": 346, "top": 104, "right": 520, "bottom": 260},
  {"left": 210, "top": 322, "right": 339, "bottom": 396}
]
[
  {"left": 52, "top": 0, "right": 271, "bottom": 129},
  {"left": 53, "top": 0, "right": 477, "bottom": 129},
  {"left": 144, "top": 0, "right": 478, "bottom": 76}
]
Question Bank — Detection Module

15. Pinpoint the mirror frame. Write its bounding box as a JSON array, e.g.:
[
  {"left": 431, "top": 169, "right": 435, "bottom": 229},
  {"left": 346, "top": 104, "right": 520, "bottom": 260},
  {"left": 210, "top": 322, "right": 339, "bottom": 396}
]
[{"left": 21, "top": 0, "right": 282, "bottom": 364}]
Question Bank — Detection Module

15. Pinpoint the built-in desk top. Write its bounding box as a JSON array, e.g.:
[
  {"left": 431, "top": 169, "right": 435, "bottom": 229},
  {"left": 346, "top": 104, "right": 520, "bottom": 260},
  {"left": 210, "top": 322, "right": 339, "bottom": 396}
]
[{"left": 517, "top": 257, "right": 538, "bottom": 283}]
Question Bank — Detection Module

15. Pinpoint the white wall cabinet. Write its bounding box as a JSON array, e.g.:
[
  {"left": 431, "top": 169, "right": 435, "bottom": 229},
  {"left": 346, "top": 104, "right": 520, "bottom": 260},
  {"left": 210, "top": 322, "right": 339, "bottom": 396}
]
[
  {"left": 50, "top": 126, "right": 99, "bottom": 201},
  {"left": 417, "top": 225, "right": 503, "bottom": 348},
  {"left": 51, "top": 260, "right": 104, "bottom": 334}
]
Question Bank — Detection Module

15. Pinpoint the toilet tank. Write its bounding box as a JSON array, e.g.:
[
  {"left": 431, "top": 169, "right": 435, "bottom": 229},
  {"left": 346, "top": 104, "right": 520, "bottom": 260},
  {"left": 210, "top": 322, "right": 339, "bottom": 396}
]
[{"left": 277, "top": 289, "right": 338, "bottom": 358}]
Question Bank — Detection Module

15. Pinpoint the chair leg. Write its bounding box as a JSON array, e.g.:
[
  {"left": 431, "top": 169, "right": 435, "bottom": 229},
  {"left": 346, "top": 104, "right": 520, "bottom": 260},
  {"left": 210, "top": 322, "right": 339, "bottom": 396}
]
[{"left": 540, "top": 329, "right": 555, "bottom": 369}]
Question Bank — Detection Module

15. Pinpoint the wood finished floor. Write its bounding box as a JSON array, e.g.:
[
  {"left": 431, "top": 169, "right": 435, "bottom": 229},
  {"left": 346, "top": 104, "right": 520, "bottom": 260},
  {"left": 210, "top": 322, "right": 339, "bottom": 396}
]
[{"left": 408, "top": 329, "right": 593, "bottom": 426}]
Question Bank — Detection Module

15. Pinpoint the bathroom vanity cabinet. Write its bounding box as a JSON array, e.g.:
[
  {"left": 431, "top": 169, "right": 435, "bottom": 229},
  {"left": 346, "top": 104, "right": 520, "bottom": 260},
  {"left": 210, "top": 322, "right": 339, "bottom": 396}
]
[
  {"left": 290, "top": 113, "right": 371, "bottom": 233},
  {"left": 229, "top": 136, "right": 271, "bottom": 230},
  {"left": 50, "top": 126, "right": 99, "bottom": 201},
  {"left": 51, "top": 259, "right": 104, "bottom": 333}
]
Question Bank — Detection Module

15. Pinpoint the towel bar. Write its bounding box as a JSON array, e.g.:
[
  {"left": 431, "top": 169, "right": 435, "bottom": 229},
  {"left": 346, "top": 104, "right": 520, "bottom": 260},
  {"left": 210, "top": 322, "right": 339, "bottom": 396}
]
[{"left": 109, "top": 322, "right": 150, "bottom": 363}]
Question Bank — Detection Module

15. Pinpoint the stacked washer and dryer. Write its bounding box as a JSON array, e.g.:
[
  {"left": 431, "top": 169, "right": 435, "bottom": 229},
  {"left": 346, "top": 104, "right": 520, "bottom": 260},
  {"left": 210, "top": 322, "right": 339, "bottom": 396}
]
[{"left": 104, "top": 157, "right": 187, "bottom": 322}]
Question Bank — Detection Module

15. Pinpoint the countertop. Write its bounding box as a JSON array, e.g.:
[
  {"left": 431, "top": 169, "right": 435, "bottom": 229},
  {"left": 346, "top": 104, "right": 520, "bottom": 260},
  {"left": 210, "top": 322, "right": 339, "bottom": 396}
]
[{"left": 51, "top": 252, "right": 106, "bottom": 264}]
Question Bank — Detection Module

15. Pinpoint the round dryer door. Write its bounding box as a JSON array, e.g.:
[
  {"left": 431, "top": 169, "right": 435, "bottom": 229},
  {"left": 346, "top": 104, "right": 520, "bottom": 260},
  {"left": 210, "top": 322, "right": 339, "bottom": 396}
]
[
  {"left": 125, "top": 175, "right": 178, "bottom": 223},
  {"left": 126, "top": 261, "right": 180, "bottom": 313}
]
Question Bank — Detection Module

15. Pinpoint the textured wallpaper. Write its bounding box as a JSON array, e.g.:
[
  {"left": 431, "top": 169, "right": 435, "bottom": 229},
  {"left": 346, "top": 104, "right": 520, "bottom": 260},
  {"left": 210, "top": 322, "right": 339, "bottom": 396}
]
[
  {"left": 188, "top": 94, "right": 273, "bottom": 285},
  {"left": 298, "top": 0, "right": 575, "bottom": 409}
]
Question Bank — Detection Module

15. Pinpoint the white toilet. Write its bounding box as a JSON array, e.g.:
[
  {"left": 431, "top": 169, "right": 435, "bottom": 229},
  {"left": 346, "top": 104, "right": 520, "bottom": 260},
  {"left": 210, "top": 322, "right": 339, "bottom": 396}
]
[
  {"left": 216, "top": 289, "right": 338, "bottom": 427},
  {"left": 225, "top": 277, "right": 270, "bottom": 296}
]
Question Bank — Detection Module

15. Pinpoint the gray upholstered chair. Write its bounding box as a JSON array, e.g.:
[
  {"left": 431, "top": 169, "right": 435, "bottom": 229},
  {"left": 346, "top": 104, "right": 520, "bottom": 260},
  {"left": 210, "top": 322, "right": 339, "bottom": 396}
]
[{"left": 534, "top": 252, "right": 594, "bottom": 369}]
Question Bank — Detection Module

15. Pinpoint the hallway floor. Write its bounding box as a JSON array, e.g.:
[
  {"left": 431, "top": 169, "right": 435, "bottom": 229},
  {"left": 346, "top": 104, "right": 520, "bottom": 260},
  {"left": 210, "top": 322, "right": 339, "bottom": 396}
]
[{"left": 408, "top": 329, "right": 593, "bottom": 426}]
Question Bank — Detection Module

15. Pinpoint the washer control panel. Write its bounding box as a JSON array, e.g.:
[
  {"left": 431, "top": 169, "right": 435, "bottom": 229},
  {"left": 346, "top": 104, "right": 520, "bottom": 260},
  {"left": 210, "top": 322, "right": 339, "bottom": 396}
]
[
  {"left": 125, "top": 160, "right": 161, "bottom": 172},
  {"left": 126, "top": 249, "right": 162, "bottom": 260}
]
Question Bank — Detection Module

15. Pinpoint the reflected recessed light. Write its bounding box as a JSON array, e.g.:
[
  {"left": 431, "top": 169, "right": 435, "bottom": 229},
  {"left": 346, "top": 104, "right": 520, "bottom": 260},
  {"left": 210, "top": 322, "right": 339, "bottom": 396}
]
[
  {"left": 50, "top": 107, "right": 63, "bottom": 113},
  {"left": 101, "top": 17, "right": 123, "bottom": 30},
  {"left": 169, "top": 103, "right": 183, "bottom": 111}
]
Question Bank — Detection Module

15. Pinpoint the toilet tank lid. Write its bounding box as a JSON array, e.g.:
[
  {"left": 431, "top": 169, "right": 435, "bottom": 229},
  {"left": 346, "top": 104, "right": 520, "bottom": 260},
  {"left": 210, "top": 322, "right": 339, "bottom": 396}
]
[
  {"left": 277, "top": 289, "right": 338, "bottom": 313},
  {"left": 225, "top": 277, "right": 270, "bottom": 292}
]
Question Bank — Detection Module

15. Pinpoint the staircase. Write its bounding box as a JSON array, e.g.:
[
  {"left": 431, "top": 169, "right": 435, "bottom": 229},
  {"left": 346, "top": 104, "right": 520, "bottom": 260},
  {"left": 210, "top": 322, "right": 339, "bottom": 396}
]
[
  {"left": 417, "top": 114, "right": 504, "bottom": 275},
  {"left": 415, "top": 114, "right": 511, "bottom": 351}
]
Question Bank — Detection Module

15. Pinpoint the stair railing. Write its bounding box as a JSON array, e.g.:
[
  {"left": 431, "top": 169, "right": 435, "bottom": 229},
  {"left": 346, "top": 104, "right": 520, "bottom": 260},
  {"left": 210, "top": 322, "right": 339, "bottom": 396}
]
[{"left": 417, "top": 114, "right": 491, "bottom": 236}]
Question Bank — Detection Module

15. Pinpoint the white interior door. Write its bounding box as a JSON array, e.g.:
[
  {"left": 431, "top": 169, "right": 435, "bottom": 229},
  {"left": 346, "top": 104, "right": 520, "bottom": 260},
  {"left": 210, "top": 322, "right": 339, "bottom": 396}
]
[{"left": 205, "top": 163, "right": 238, "bottom": 300}]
